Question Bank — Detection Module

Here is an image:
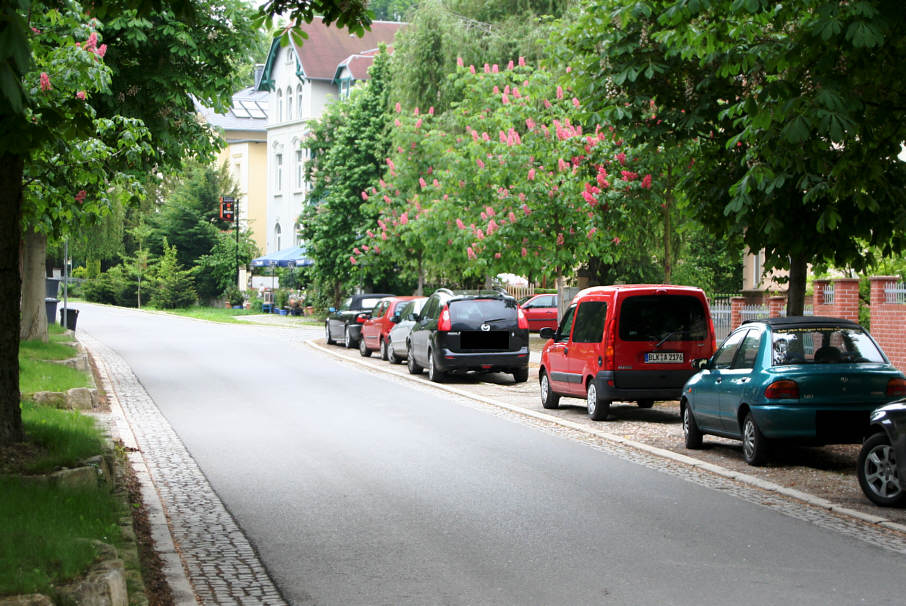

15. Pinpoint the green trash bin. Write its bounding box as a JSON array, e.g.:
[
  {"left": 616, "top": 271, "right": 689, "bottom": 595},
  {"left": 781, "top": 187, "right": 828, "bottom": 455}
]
[{"left": 60, "top": 308, "right": 79, "bottom": 331}]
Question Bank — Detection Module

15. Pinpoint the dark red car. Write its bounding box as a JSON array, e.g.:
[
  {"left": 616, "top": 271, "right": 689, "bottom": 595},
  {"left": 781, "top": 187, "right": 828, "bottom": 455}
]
[
  {"left": 359, "top": 296, "right": 422, "bottom": 360},
  {"left": 519, "top": 294, "right": 559, "bottom": 332}
]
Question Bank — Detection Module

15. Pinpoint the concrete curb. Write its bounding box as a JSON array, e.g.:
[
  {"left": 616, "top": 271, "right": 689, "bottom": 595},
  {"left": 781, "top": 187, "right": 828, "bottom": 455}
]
[
  {"left": 90, "top": 350, "right": 199, "bottom": 606},
  {"left": 306, "top": 338, "right": 906, "bottom": 534}
]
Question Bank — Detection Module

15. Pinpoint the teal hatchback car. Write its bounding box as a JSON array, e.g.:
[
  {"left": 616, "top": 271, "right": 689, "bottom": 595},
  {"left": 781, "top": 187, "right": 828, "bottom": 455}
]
[{"left": 681, "top": 316, "right": 906, "bottom": 465}]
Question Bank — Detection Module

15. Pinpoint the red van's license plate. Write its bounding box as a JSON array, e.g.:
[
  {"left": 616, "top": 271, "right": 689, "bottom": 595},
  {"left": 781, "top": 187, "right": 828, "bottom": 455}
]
[{"left": 645, "top": 352, "right": 684, "bottom": 363}]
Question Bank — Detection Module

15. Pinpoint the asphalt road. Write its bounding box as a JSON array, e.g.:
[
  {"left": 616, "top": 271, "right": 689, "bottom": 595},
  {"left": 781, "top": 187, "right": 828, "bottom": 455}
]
[{"left": 81, "top": 304, "right": 906, "bottom": 605}]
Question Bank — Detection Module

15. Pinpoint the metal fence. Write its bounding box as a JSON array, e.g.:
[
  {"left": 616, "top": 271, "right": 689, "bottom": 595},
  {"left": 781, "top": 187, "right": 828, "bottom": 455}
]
[
  {"left": 885, "top": 282, "right": 906, "bottom": 304},
  {"left": 822, "top": 283, "right": 835, "bottom": 304},
  {"left": 711, "top": 298, "right": 732, "bottom": 342},
  {"left": 740, "top": 303, "right": 770, "bottom": 324}
]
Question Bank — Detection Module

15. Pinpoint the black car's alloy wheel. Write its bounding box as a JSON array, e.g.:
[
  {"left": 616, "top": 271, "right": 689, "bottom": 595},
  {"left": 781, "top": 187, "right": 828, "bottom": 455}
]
[
  {"left": 512, "top": 367, "right": 529, "bottom": 383},
  {"left": 858, "top": 432, "right": 906, "bottom": 507},
  {"left": 427, "top": 349, "right": 445, "bottom": 383},
  {"left": 344, "top": 326, "right": 355, "bottom": 349},
  {"left": 325, "top": 323, "right": 335, "bottom": 345}
]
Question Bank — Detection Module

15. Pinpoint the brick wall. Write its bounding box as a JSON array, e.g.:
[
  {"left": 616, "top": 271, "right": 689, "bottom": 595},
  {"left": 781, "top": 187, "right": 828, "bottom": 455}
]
[
  {"left": 813, "top": 278, "right": 860, "bottom": 322},
  {"left": 870, "top": 276, "right": 906, "bottom": 372}
]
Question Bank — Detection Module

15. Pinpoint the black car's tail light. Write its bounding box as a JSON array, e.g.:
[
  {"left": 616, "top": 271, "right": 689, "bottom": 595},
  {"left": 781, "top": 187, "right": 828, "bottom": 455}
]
[
  {"left": 764, "top": 380, "right": 799, "bottom": 400},
  {"left": 437, "top": 305, "right": 451, "bottom": 331},
  {"left": 517, "top": 307, "right": 528, "bottom": 330},
  {"left": 887, "top": 378, "right": 906, "bottom": 397}
]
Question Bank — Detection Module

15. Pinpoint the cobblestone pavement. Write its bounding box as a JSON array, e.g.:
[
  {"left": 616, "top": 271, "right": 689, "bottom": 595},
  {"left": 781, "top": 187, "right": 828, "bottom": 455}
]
[
  {"left": 82, "top": 332, "right": 289, "bottom": 606},
  {"left": 81, "top": 315, "right": 906, "bottom": 605}
]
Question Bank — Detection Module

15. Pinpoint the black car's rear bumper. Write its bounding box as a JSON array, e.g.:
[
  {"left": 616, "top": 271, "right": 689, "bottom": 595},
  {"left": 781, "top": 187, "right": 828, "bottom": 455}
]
[{"left": 435, "top": 347, "right": 530, "bottom": 373}]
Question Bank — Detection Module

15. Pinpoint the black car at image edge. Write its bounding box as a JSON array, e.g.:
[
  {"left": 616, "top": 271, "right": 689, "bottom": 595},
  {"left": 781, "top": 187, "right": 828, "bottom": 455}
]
[
  {"left": 406, "top": 288, "right": 530, "bottom": 383},
  {"left": 325, "top": 293, "right": 394, "bottom": 348}
]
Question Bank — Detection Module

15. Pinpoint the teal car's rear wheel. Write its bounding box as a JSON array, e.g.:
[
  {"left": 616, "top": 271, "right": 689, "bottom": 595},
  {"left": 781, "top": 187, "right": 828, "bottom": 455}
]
[{"left": 742, "top": 413, "right": 770, "bottom": 466}]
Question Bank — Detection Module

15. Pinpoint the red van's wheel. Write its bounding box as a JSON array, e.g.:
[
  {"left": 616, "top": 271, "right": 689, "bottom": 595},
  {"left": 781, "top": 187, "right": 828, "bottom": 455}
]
[{"left": 587, "top": 381, "right": 610, "bottom": 421}]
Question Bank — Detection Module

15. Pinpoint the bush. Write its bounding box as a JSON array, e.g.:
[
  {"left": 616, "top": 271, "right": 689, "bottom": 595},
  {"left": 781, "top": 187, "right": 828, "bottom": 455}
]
[
  {"left": 224, "top": 286, "right": 244, "bottom": 307},
  {"left": 149, "top": 242, "right": 197, "bottom": 309}
]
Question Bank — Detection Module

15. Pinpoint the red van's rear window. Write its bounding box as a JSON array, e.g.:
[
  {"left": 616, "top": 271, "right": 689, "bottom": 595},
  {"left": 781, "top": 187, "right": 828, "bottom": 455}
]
[{"left": 619, "top": 295, "right": 708, "bottom": 342}]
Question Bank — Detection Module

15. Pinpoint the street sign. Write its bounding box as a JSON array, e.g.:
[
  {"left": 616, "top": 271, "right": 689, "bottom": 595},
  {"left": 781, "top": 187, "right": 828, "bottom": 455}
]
[{"left": 220, "top": 196, "right": 235, "bottom": 221}]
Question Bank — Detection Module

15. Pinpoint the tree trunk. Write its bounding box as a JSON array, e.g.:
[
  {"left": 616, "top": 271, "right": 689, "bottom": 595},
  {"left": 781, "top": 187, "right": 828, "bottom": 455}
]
[
  {"left": 787, "top": 253, "right": 808, "bottom": 316},
  {"left": 662, "top": 195, "right": 672, "bottom": 283},
  {"left": 416, "top": 254, "right": 424, "bottom": 296},
  {"left": 20, "top": 229, "right": 48, "bottom": 342},
  {"left": 0, "top": 154, "right": 25, "bottom": 445}
]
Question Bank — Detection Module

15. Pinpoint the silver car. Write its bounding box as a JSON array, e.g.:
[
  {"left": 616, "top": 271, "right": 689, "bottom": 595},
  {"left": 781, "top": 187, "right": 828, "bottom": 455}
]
[{"left": 386, "top": 297, "right": 427, "bottom": 364}]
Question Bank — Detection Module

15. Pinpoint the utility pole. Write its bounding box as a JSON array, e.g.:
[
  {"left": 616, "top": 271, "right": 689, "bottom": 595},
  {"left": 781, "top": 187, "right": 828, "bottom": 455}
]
[{"left": 220, "top": 196, "right": 238, "bottom": 290}]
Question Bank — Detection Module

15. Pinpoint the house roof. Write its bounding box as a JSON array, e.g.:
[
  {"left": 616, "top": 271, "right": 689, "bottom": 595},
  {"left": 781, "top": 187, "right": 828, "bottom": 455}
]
[
  {"left": 334, "top": 48, "right": 385, "bottom": 82},
  {"left": 257, "top": 17, "right": 403, "bottom": 89},
  {"left": 195, "top": 87, "right": 269, "bottom": 134}
]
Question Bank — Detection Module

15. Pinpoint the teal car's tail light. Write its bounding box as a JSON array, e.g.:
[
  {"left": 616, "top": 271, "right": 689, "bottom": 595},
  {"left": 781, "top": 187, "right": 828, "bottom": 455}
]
[
  {"left": 886, "top": 378, "right": 906, "bottom": 397},
  {"left": 765, "top": 379, "right": 799, "bottom": 399}
]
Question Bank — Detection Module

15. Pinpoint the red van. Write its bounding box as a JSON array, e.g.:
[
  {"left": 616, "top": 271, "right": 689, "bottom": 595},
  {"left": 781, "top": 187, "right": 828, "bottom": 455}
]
[{"left": 538, "top": 285, "right": 716, "bottom": 420}]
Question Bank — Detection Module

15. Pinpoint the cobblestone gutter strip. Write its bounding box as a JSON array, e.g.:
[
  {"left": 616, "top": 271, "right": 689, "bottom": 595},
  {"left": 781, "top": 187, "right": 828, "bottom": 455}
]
[
  {"left": 307, "top": 339, "right": 906, "bottom": 553},
  {"left": 81, "top": 333, "right": 289, "bottom": 606}
]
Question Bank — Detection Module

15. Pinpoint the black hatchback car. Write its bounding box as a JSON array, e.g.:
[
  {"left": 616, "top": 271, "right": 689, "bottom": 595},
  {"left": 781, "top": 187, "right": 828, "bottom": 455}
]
[
  {"left": 859, "top": 400, "right": 906, "bottom": 507},
  {"left": 325, "top": 293, "right": 394, "bottom": 348},
  {"left": 406, "top": 288, "right": 530, "bottom": 383}
]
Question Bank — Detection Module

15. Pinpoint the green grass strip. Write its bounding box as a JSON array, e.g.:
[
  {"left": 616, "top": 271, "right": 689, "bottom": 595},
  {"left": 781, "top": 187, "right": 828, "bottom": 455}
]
[
  {"left": 19, "top": 403, "right": 109, "bottom": 474},
  {"left": 19, "top": 356, "right": 92, "bottom": 395},
  {"left": 0, "top": 477, "right": 122, "bottom": 596}
]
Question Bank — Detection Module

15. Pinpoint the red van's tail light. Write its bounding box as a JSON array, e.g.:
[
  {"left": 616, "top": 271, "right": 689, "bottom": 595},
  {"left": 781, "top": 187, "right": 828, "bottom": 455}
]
[
  {"left": 887, "top": 378, "right": 906, "bottom": 397},
  {"left": 764, "top": 380, "right": 799, "bottom": 399},
  {"left": 517, "top": 307, "right": 528, "bottom": 330},
  {"left": 603, "top": 342, "right": 614, "bottom": 370},
  {"left": 437, "top": 305, "right": 451, "bottom": 331}
]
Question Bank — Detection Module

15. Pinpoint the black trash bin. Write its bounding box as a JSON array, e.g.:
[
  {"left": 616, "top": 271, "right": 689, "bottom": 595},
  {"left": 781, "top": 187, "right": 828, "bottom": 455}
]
[
  {"left": 45, "top": 278, "right": 60, "bottom": 298},
  {"left": 60, "top": 307, "right": 79, "bottom": 331},
  {"left": 45, "top": 297, "right": 58, "bottom": 325}
]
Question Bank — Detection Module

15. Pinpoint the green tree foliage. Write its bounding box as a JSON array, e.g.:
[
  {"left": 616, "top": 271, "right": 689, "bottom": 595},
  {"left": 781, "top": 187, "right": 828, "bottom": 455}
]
[
  {"left": 149, "top": 240, "right": 198, "bottom": 309},
  {"left": 149, "top": 161, "right": 237, "bottom": 269},
  {"left": 367, "top": 0, "right": 416, "bottom": 21},
  {"left": 355, "top": 61, "right": 656, "bottom": 297},
  {"left": 301, "top": 47, "right": 393, "bottom": 306},
  {"left": 195, "top": 229, "right": 258, "bottom": 301},
  {"left": 557, "top": 0, "right": 906, "bottom": 312},
  {"left": 389, "top": 0, "right": 563, "bottom": 115}
]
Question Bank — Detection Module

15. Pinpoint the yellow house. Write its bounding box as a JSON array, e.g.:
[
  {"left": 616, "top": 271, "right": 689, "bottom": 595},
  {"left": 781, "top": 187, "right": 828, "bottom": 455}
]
[{"left": 196, "top": 86, "right": 270, "bottom": 265}]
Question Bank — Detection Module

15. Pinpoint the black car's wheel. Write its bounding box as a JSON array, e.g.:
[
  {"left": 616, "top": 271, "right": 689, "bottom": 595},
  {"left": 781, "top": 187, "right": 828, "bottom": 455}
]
[
  {"left": 407, "top": 342, "right": 423, "bottom": 374},
  {"left": 512, "top": 367, "right": 529, "bottom": 383},
  {"left": 587, "top": 381, "right": 610, "bottom": 421},
  {"left": 427, "top": 349, "right": 445, "bottom": 383},
  {"left": 540, "top": 372, "right": 560, "bottom": 410},
  {"left": 682, "top": 402, "right": 703, "bottom": 449},
  {"left": 344, "top": 325, "right": 355, "bottom": 349},
  {"left": 742, "top": 412, "right": 770, "bottom": 466},
  {"left": 359, "top": 335, "right": 371, "bottom": 357},
  {"left": 858, "top": 432, "right": 906, "bottom": 507},
  {"left": 325, "top": 322, "right": 335, "bottom": 345},
  {"left": 637, "top": 399, "right": 655, "bottom": 409},
  {"left": 380, "top": 338, "right": 389, "bottom": 361}
]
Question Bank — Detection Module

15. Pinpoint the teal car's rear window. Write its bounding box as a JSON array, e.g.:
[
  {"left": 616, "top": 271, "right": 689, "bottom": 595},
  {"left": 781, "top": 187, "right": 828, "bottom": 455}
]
[{"left": 771, "top": 326, "right": 885, "bottom": 365}]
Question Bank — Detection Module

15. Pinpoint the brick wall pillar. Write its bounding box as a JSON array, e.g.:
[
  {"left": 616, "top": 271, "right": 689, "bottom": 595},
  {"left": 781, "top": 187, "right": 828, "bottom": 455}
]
[
  {"left": 813, "top": 279, "right": 831, "bottom": 317},
  {"left": 870, "top": 276, "right": 905, "bottom": 372},
  {"left": 832, "top": 278, "right": 860, "bottom": 323},
  {"left": 730, "top": 297, "right": 745, "bottom": 331},
  {"left": 768, "top": 296, "right": 785, "bottom": 318}
]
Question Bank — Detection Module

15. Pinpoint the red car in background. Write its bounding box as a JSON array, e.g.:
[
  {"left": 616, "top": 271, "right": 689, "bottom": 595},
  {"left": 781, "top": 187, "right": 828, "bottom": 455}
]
[
  {"left": 360, "top": 296, "right": 422, "bottom": 360},
  {"left": 519, "top": 294, "right": 559, "bottom": 332}
]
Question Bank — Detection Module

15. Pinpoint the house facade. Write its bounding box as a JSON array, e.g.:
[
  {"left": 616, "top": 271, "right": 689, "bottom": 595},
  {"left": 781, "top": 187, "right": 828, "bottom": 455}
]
[
  {"left": 197, "top": 87, "right": 270, "bottom": 257},
  {"left": 255, "top": 18, "right": 404, "bottom": 255}
]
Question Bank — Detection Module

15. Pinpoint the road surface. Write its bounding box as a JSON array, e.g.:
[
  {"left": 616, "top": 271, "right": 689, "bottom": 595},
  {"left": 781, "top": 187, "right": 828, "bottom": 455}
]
[{"left": 80, "top": 304, "right": 906, "bottom": 605}]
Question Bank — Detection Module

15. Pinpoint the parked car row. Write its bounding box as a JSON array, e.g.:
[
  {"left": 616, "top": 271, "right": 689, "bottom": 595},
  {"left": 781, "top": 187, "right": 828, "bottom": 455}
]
[
  {"left": 326, "top": 285, "right": 906, "bottom": 507},
  {"left": 326, "top": 289, "right": 531, "bottom": 384}
]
